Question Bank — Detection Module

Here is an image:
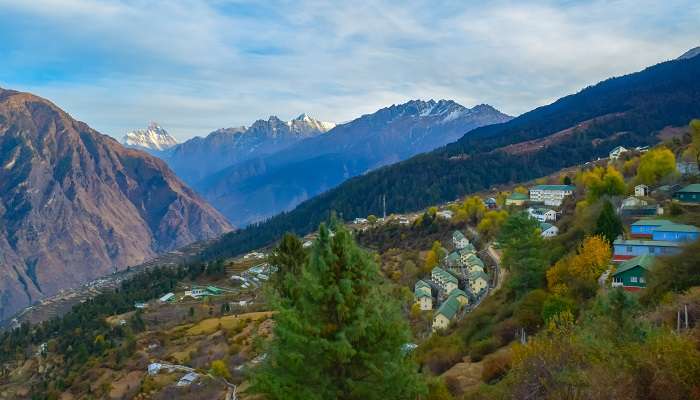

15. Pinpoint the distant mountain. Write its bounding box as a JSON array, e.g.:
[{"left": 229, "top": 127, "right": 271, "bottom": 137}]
[
  {"left": 677, "top": 46, "right": 700, "bottom": 60},
  {"left": 122, "top": 122, "right": 178, "bottom": 153},
  {"left": 200, "top": 51, "right": 700, "bottom": 262},
  {"left": 0, "top": 88, "right": 232, "bottom": 320},
  {"left": 164, "top": 114, "right": 334, "bottom": 184},
  {"left": 196, "top": 100, "right": 512, "bottom": 226}
]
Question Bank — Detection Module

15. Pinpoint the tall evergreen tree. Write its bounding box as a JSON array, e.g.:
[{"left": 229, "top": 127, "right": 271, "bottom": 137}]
[
  {"left": 498, "top": 212, "right": 549, "bottom": 297},
  {"left": 268, "top": 233, "right": 308, "bottom": 301},
  {"left": 252, "top": 224, "right": 424, "bottom": 400},
  {"left": 594, "top": 200, "right": 623, "bottom": 244}
]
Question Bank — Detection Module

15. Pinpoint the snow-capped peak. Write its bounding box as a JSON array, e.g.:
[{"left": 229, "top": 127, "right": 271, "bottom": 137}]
[
  {"left": 122, "top": 122, "right": 179, "bottom": 152},
  {"left": 287, "top": 113, "right": 336, "bottom": 135}
]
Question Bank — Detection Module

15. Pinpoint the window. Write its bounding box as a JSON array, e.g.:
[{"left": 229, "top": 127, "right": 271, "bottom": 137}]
[
  {"left": 626, "top": 246, "right": 633, "bottom": 253},
  {"left": 640, "top": 277, "right": 645, "bottom": 283},
  {"left": 649, "top": 246, "right": 656, "bottom": 254},
  {"left": 631, "top": 277, "right": 638, "bottom": 283}
]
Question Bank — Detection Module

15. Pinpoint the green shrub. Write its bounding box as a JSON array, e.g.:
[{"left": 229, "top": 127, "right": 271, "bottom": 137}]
[{"left": 469, "top": 338, "right": 498, "bottom": 362}]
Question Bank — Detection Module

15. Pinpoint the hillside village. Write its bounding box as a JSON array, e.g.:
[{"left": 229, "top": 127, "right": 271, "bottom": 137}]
[{"left": 2, "top": 122, "right": 700, "bottom": 399}]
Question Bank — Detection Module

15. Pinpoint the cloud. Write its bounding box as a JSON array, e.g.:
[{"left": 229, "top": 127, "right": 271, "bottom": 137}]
[{"left": 0, "top": 0, "right": 698, "bottom": 140}]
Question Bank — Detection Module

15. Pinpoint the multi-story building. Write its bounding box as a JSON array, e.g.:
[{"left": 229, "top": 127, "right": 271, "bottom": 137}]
[{"left": 529, "top": 185, "right": 575, "bottom": 207}]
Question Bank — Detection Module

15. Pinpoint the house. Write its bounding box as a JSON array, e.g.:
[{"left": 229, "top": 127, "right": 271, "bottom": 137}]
[
  {"left": 630, "top": 219, "right": 673, "bottom": 238},
  {"left": 444, "top": 251, "right": 462, "bottom": 269},
  {"left": 529, "top": 185, "right": 575, "bottom": 207},
  {"left": 485, "top": 197, "right": 498, "bottom": 209},
  {"left": 620, "top": 205, "right": 662, "bottom": 217},
  {"left": 653, "top": 184, "right": 681, "bottom": 197},
  {"left": 506, "top": 192, "right": 528, "bottom": 206},
  {"left": 527, "top": 207, "right": 557, "bottom": 222},
  {"left": 184, "top": 287, "right": 207, "bottom": 298},
  {"left": 449, "top": 288, "right": 469, "bottom": 306},
  {"left": 612, "top": 238, "right": 681, "bottom": 262},
  {"left": 468, "top": 270, "right": 489, "bottom": 295},
  {"left": 650, "top": 222, "right": 700, "bottom": 242},
  {"left": 431, "top": 267, "right": 459, "bottom": 294},
  {"left": 353, "top": 217, "right": 368, "bottom": 224},
  {"left": 634, "top": 184, "right": 649, "bottom": 197},
  {"left": 159, "top": 292, "right": 175, "bottom": 303},
  {"left": 452, "top": 230, "right": 470, "bottom": 250},
  {"left": 612, "top": 254, "right": 655, "bottom": 291},
  {"left": 609, "top": 146, "right": 628, "bottom": 160},
  {"left": 432, "top": 295, "right": 460, "bottom": 331},
  {"left": 414, "top": 280, "right": 433, "bottom": 311},
  {"left": 635, "top": 145, "right": 649, "bottom": 153},
  {"left": 621, "top": 196, "right": 648, "bottom": 209},
  {"left": 177, "top": 372, "right": 199, "bottom": 387},
  {"left": 677, "top": 161, "right": 699, "bottom": 176},
  {"left": 539, "top": 222, "right": 559, "bottom": 238},
  {"left": 674, "top": 184, "right": 700, "bottom": 203},
  {"left": 462, "top": 252, "right": 484, "bottom": 270},
  {"left": 437, "top": 210, "right": 453, "bottom": 220}
]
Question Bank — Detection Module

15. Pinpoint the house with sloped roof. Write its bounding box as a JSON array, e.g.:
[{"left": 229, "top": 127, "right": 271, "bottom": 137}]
[
  {"left": 609, "top": 145, "right": 628, "bottom": 160},
  {"left": 527, "top": 207, "right": 557, "bottom": 222},
  {"left": 414, "top": 280, "right": 433, "bottom": 310},
  {"left": 674, "top": 184, "right": 700, "bottom": 203},
  {"left": 650, "top": 222, "right": 700, "bottom": 242},
  {"left": 431, "top": 267, "right": 458, "bottom": 294},
  {"left": 630, "top": 219, "right": 673, "bottom": 238},
  {"left": 612, "top": 254, "right": 655, "bottom": 291},
  {"left": 613, "top": 238, "right": 681, "bottom": 262},
  {"left": 444, "top": 251, "right": 462, "bottom": 269},
  {"left": 506, "top": 192, "right": 528, "bottom": 206},
  {"left": 634, "top": 184, "right": 649, "bottom": 197},
  {"left": 452, "top": 230, "right": 469, "bottom": 250},
  {"left": 468, "top": 270, "right": 489, "bottom": 295},
  {"left": 432, "top": 289, "right": 472, "bottom": 331},
  {"left": 540, "top": 222, "right": 559, "bottom": 238}
]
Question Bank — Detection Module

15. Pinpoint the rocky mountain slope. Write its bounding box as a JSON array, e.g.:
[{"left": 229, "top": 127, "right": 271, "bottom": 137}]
[
  {"left": 196, "top": 100, "right": 512, "bottom": 226},
  {"left": 122, "top": 122, "right": 179, "bottom": 153},
  {"left": 0, "top": 88, "right": 232, "bottom": 320},
  {"left": 164, "top": 114, "right": 334, "bottom": 184},
  {"left": 200, "top": 49, "right": 700, "bottom": 261}
]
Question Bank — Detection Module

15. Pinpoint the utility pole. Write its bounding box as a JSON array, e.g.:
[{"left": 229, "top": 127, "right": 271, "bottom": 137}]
[{"left": 382, "top": 194, "right": 386, "bottom": 220}]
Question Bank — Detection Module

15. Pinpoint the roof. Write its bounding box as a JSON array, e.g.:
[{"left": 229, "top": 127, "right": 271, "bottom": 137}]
[
  {"left": 635, "top": 184, "right": 648, "bottom": 188},
  {"left": 445, "top": 252, "right": 461, "bottom": 266},
  {"left": 530, "top": 207, "right": 555, "bottom": 215},
  {"left": 469, "top": 270, "right": 489, "bottom": 282},
  {"left": 540, "top": 222, "right": 556, "bottom": 232},
  {"left": 652, "top": 223, "right": 700, "bottom": 233},
  {"left": 449, "top": 288, "right": 468, "bottom": 299},
  {"left": 464, "top": 253, "right": 484, "bottom": 267},
  {"left": 677, "top": 184, "right": 700, "bottom": 193},
  {"left": 531, "top": 185, "right": 576, "bottom": 191},
  {"left": 414, "top": 280, "right": 432, "bottom": 298},
  {"left": 432, "top": 267, "right": 458, "bottom": 284},
  {"left": 613, "top": 255, "right": 655, "bottom": 276},
  {"left": 436, "top": 295, "right": 460, "bottom": 320},
  {"left": 452, "top": 230, "right": 467, "bottom": 241},
  {"left": 508, "top": 192, "right": 528, "bottom": 200},
  {"left": 631, "top": 219, "right": 673, "bottom": 227},
  {"left": 613, "top": 239, "right": 681, "bottom": 247},
  {"left": 610, "top": 145, "right": 627, "bottom": 153}
]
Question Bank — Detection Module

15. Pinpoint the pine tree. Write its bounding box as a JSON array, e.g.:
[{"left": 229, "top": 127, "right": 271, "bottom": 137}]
[
  {"left": 252, "top": 224, "right": 424, "bottom": 400},
  {"left": 269, "top": 233, "right": 308, "bottom": 301},
  {"left": 595, "top": 200, "right": 623, "bottom": 244}
]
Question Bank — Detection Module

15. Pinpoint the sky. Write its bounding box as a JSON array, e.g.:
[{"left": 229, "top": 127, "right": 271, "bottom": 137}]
[{"left": 0, "top": 0, "right": 698, "bottom": 141}]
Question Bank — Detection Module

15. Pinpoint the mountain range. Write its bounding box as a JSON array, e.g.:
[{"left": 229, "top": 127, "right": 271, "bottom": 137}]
[
  {"left": 160, "top": 114, "right": 335, "bottom": 184},
  {"left": 176, "top": 100, "right": 511, "bottom": 226},
  {"left": 201, "top": 49, "right": 700, "bottom": 262},
  {"left": 0, "top": 88, "right": 232, "bottom": 320}
]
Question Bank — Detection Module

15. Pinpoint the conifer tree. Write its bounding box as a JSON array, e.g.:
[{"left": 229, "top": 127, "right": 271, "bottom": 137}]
[
  {"left": 595, "top": 200, "right": 623, "bottom": 244},
  {"left": 252, "top": 224, "right": 424, "bottom": 400}
]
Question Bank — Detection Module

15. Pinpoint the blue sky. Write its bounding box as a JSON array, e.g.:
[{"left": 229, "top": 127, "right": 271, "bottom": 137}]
[{"left": 0, "top": 0, "right": 698, "bottom": 141}]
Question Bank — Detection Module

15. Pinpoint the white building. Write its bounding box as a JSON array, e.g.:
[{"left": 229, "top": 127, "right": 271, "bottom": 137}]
[
  {"left": 436, "top": 210, "right": 453, "bottom": 220},
  {"left": 540, "top": 222, "right": 559, "bottom": 238},
  {"left": 468, "top": 271, "right": 489, "bottom": 295},
  {"left": 609, "top": 146, "right": 628, "bottom": 160},
  {"left": 527, "top": 207, "right": 557, "bottom": 222},
  {"left": 634, "top": 184, "right": 649, "bottom": 197},
  {"left": 159, "top": 292, "right": 175, "bottom": 303},
  {"left": 529, "top": 185, "right": 575, "bottom": 207},
  {"left": 353, "top": 217, "right": 368, "bottom": 224},
  {"left": 621, "top": 196, "right": 648, "bottom": 209}
]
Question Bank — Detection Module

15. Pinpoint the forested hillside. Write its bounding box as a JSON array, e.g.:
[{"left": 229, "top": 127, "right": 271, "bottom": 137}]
[{"left": 201, "top": 53, "right": 700, "bottom": 261}]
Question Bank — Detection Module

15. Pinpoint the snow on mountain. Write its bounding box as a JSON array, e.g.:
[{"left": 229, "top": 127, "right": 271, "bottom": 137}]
[
  {"left": 122, "top": 122, "right": 179, "bottom": 152},
  {"left": 287, "top": 113, "right": 336, "bottom": 135}
]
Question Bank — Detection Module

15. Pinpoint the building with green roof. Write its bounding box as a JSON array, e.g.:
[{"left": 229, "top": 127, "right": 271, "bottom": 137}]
[
  {"left": 414, "top": 280, "right": 433, "bottom": 310},
  {"left": 506, "top": 192, "right": 528, "bottom": 206},
  {"left": 433, "top": 295, "right": 461, "bottom": 331},
  {"left": 431, "top": 267, "right": 458, "bottom": 294},
  {"left": 452, "top": 230, "right": 469, "bottom": 250},
  {"left": 468, "top": 270, "right": 489, "bottom": 295},
  {"left": 612, "top": 255, "right": 655, "bottom": 291},
  {"left": 674, "top": 184, "right": 700, "bottom": 203}
]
